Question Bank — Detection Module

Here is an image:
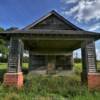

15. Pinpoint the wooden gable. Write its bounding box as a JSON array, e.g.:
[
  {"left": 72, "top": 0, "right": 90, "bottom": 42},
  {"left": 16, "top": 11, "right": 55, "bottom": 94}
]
[{"left": 24, "top": 10, "right": 82, "bottom": 30}]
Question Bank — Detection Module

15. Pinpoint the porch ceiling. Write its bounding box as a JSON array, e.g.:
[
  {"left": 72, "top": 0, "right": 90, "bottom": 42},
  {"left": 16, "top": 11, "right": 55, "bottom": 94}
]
[{"left": 23, "top": 39, "right": 82, "bottom": 53}]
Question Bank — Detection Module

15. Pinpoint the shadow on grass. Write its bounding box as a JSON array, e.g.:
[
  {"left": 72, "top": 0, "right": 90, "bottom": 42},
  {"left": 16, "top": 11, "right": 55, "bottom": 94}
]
[{"left": 0, "top": 69, "right": 7, "bottom": 82}]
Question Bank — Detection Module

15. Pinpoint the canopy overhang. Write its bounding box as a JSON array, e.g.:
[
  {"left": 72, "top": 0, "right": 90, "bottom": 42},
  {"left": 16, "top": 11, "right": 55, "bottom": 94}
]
[
  {"left": 0, "top": 29, "right": 100, "bottom": 40},
  {"left": 0, "top": 29, "right": 100, "bottom": 54}
]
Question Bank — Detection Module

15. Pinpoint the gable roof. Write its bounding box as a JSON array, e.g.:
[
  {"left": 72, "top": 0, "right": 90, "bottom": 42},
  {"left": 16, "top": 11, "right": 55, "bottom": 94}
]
[{"left": 23, "top": 10, "right": 82, "bottom": 30}]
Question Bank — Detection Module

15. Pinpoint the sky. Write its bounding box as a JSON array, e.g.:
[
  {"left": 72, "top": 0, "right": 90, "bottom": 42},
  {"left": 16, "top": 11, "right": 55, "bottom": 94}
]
[{"left": 0, "top": 0, "right": 100, "bottom": 59}]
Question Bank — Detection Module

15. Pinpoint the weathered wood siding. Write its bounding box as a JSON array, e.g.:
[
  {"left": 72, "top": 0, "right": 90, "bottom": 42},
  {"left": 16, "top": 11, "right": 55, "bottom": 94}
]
[
  {"left": 30, "top": 15, "right": 76, "bottom": 30},
  {"left": 29, "top": 53, "right": 73, "bottom": 71}
]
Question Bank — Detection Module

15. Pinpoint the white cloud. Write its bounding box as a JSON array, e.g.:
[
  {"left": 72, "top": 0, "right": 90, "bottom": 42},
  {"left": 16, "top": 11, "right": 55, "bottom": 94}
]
[
  {"left": 73, "top": 48, "right": 100, "bottom": 60},
  {"left": 96, "top": 48, "right": 100, "bottom": 60},
  {"left": 62, "top": 0, "right": 78, "bottom": 4},
  {"left": 64, "top": 5, "right": 78, "bottom": 15},
  {"left": 62, "top": 0, "right": 100, "bottom": 22},
  {"left": 73, "top": 49, "right": 81, "bottom": 58},
  {"left": 62, "top": 0, "right": 100, "bottom": 60},
  {"left": 88, "top": 23, "right": 100, "bottom": 31}
]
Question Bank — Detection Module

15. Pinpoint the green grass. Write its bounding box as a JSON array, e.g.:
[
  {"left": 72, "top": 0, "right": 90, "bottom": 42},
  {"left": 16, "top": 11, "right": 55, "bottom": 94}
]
[
  {"left": 0, "top": 74, "right": 100, "bottom": 100},
  {"left": 74, "top": 62, "right": 100, "bottom": 74},
  {"left": 0, "top": 63, "right": 7, "bottom": 70},
  {"left": 0, "top": 63, "right": 28, "bottom": 69},
  {"left": 0, "top": 62, "right": 100, "bottom": 100},
  {"left": 97, "top": 62, "right": 100, "bottom": 71},
  {"left": 0, "top": 62, "right": 99, "bottom": 71}
]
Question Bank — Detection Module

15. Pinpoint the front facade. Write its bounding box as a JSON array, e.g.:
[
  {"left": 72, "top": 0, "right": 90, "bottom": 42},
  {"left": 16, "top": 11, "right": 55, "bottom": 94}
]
[{"left": 0, "top": 10, "right": 100, "bottom": 89}]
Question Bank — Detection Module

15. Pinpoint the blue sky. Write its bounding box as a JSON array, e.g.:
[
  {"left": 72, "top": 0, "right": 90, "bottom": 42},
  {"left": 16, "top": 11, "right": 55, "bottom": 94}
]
[
  {"left": 0, "top": 0, "right": 62, "bottom": 29},
  {"left": 0, "top": 0, "right": 100, "bottom": 59}
]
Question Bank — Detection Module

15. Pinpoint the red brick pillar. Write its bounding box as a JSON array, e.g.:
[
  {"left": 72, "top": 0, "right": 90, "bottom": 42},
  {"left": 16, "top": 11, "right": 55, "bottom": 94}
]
[
  {"left": 88, "top": 73, "right": 100, "bottom": 89},
  {"left": 4, "top": 72, "right": 23, "bottom": 88},
  {"left": 3, "top": 37, "right": 24, "bottom": 88}
]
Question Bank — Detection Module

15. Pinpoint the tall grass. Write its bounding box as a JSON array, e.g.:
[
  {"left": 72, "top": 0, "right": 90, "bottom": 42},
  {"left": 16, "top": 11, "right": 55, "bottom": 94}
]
[
  {"left": 0, "top": 73, "right": 100, "bottom": 100},
  {"left": 0, "top": 63, "right": 100, "bottom": 99}
]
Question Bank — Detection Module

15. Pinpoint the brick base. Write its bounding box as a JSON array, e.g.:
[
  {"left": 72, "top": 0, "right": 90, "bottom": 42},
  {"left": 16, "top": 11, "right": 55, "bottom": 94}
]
[
  {"left": 3, "top": 72, "right": 23, "bottom": 88},
  {"left": 88, "top": 73, "right": 100, "bottom": 89}
]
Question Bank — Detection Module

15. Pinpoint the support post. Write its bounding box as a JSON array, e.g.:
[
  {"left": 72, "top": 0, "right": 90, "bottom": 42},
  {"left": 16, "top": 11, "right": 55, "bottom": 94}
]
[
  {"left": 47, "top": 56, "right": 56, "bottom": 74},
  {"left": 3, "top": 37, "right": 24, "bottom": 88},
  {"left": 81, "top": 40, "right": 100, "bottom": 89},
  {"left": 81, "top": 43, "right": 88, "bottom": 83}
]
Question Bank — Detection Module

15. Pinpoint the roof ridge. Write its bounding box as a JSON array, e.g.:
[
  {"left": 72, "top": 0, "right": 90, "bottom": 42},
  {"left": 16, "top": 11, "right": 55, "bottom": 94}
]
[{"left": 23, "top": 10, "right": 83, "bottom": 30}]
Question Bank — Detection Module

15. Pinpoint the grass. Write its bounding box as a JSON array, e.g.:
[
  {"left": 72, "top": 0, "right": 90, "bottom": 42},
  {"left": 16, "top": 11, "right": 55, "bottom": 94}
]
[
  {"left": 0, "top": 74, "right": 100, "bottom": 100},
  {"left": 0, "top": 63, "right": 28, "bottom": 69},
  {"left": 74, "top": 62, "right": 100, "bottom": 74},
  {"left": 0, "top": 62, "right": 100, "bottom": 100}
]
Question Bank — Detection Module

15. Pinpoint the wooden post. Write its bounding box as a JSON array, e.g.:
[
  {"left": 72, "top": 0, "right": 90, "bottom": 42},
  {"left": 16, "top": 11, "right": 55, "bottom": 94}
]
[
  {"left": 81, "top": 42, "right": 88, "bottom": 83},
  {"left": 3, "top": 37, "right": 24, "bottom": 88},
  {"left": 81, "top": 40, "right": 97, "bottom": 74},
  {"left": 47, "top": 56, "right": 56, "bottom": 74}
]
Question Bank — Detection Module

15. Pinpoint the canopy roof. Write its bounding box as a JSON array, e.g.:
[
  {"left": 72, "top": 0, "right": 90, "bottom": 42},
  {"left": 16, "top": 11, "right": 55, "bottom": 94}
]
[
  {"left": 0, "top": 10, "right": 100, "bottom": 54},
  {"left": 0, "top": 10, "right": 99, "bottom": 39},
  {"left": 23, "top": 10, "right": 82, "bottom": 30}
]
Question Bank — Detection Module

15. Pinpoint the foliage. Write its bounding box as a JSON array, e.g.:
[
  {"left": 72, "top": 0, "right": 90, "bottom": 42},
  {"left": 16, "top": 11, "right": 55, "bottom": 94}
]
[
  {"left": 6, "top": 27, "right": 18, "bottom": 31},
  {"left": 74, "top": 58, "right": 82, "bottom": 63},
  {"left": 0, "top": 27, "right": 4, "bottom": 32},
  {"left": 0, "top": 39, "right": 9, "bottom": 57},
  {"left": 74, "top": 63, "right": 82, "bottom": 75},
  {"left": 0, "top": 27, "right": 9, "bottom": 58}
]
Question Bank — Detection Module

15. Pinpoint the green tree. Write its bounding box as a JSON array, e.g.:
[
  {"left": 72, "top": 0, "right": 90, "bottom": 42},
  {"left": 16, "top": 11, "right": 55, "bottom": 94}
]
[
  {"left": 0, "top": 27, "right": 8, "bottom": 59},
  {"left": 6, "top": 27, "right": 18, "bottom": 31},
  {"left": 0, "top": 27, "right": 4, "bottom": 32}
]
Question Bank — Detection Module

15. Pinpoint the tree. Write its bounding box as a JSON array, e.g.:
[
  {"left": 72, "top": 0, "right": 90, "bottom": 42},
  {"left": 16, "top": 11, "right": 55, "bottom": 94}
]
[
  {"left": 0, "top": 27, "right": 4, "bottom": 32},
  {"left": 0, "top": 27, "right": 9, "bottom": 59},
  {"left": 0, "top": 27, "right": 19, "bottom": 61},
  {"left": 6, "top": 27, "right": 18, "bottom": 31}
]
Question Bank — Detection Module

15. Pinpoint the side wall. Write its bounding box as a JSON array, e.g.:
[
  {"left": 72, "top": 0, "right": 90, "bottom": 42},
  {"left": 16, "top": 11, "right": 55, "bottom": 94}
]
[{"left": 29, "top": 52, "right": 73, "bottom": 72}]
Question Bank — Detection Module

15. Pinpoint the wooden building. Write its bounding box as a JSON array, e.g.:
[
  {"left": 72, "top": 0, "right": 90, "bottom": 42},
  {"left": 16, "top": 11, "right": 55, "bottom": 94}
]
[{"left": 0, "top": 10, "right": 100, "bottom": 89}]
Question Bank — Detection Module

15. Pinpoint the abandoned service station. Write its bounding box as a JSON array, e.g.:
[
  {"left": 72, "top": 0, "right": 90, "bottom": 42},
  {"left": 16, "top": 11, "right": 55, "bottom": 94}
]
[{"left": 0, "top": 11, "right": 100, "bottom": 89}]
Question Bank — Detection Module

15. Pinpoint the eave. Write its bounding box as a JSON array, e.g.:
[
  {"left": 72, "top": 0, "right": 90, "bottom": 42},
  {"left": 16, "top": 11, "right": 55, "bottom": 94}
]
[{"left": 0, "top": 29, "right": 100, "bottom": 40}]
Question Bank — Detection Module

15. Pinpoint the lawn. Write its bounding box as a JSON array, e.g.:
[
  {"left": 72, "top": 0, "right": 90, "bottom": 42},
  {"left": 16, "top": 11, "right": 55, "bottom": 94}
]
[
  {"left": 0, "top": 62, "right": 100, "bottom": 100},
  {"left": 0, "top": 63, "right": 28, "bottom": 70}
]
